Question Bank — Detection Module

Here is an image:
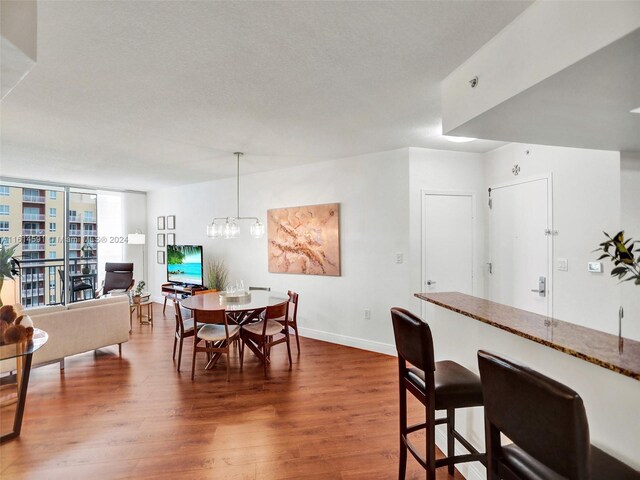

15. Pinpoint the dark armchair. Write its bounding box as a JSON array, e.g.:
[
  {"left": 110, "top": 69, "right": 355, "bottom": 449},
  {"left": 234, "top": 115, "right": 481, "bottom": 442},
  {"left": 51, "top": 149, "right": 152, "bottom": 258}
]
[{"left": 97, "top": 262, "right": 135, "bottom": 297}]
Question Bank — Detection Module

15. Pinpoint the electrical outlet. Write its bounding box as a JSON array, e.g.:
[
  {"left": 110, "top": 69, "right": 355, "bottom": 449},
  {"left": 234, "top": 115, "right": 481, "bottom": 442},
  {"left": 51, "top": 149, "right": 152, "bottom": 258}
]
[
  {"left": 396, "top": 253, "right": 403, "bottom": 264},
  {"left": 364, "top": 309, "right": 371, "bottom": 320}
]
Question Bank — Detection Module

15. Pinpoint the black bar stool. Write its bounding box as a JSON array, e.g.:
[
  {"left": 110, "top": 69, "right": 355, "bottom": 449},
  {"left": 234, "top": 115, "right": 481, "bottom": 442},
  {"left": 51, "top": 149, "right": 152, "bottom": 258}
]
[
  {"left": 390, "top": 307, "right": 485, "bottom": 480},
  {"left": 478, "top": 350, "right": 640, "bottom": 480}
]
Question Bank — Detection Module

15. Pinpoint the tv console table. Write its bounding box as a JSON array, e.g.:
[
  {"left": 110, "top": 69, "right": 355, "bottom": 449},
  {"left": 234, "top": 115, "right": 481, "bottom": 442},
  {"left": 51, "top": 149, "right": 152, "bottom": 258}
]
[{"left": 161, "top": 283, "right": 207, "bottom": 313}]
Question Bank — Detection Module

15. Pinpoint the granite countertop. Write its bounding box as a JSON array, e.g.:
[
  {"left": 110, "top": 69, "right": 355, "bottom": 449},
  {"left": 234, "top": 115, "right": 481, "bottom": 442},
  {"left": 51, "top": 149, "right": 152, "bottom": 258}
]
[{"left": 415, "top": 292, "right": 640, "bottom": 381}]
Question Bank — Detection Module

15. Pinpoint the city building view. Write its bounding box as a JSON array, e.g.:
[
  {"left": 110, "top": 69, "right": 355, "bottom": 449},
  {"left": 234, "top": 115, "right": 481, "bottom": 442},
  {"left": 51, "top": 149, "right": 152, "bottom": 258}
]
[{"left": 0, "top": 183, "right": 97, "bottom": 307}]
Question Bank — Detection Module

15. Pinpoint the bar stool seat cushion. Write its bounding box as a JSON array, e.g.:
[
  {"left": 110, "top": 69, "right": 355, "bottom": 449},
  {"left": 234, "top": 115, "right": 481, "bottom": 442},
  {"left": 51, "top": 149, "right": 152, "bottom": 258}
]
[
  {"left": 198, "top": 324, "right": 240, "bottom": 342},
  {"left": 408, "top": 360, "right": 483, "bottom": 409},
  {"left": 502, "top": 444, "right": 640, "bottom": 480}
]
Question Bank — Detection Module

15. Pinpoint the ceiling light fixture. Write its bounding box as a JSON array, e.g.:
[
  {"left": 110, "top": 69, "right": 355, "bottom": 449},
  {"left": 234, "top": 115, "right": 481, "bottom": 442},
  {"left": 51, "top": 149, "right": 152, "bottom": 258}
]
[
  {"left": 206, "top": 152, "right": 264, "bottom": 239},
  {"left": 443, "top": 135, "right": 477, "bottom": 143}
]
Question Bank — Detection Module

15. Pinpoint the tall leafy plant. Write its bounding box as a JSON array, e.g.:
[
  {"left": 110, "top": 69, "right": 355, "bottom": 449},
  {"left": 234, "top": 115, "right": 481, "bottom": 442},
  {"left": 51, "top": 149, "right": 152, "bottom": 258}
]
[
  {"left": 205, "top": 258, "right": 229, "bottom": 291},
  {"left": 595, "top": 231, "right": 640, "bottom": 285},
  {"left": 0, "top": 244, "right": 19, "bottom": 307}
]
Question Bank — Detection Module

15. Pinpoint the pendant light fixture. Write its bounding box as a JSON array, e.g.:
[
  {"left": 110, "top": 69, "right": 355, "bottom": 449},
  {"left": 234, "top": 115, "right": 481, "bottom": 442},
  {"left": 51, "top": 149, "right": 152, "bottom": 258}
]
[{"left": 206, "top": 152, "right": 265, "bottom": 239}]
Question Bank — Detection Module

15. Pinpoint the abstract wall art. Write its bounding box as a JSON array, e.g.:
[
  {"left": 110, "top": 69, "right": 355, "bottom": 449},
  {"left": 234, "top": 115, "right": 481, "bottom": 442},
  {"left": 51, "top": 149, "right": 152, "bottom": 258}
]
[{"left": 267, "top": 203, "right": 340, "bottom": 276}]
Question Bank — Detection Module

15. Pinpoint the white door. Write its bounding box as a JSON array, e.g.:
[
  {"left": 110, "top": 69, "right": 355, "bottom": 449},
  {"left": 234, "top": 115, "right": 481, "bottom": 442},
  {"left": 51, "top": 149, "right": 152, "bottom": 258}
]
[
  {"left": 488, "top": 177, "right": 551, "bottom": 316},
  {"left": 423, "top": 193, "right": 473, "bottom": 295}
]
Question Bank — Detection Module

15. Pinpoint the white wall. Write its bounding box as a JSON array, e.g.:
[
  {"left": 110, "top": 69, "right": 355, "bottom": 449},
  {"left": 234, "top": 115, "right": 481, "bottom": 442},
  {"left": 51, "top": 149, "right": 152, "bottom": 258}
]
[
  {"left": 147, "top": 149, "right": 412, "bottom": 353},
  {"left": 408, "top": 147, "right": 486, "bottom": 313},
  {"left": 621, "top": 152, "right": 640, "bottom": 341},
  {"left": 147, "top": 142, "right": 630, "bottom": 346},
  {"left": 484, "top": 143, "right": 621, "bottom": 334}
]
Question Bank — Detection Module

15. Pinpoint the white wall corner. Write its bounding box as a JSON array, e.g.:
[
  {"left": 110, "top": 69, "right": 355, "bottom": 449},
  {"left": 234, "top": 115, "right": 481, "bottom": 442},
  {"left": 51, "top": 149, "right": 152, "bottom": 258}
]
[{"left": 442, "top": 1, "right": 640, "bottom": 133}]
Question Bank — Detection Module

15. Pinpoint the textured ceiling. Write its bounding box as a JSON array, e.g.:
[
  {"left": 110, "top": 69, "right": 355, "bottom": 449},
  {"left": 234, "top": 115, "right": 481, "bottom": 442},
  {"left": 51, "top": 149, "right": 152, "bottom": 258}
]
[{"left": 0, "top": 1, "right": 530, "bottom": 191}]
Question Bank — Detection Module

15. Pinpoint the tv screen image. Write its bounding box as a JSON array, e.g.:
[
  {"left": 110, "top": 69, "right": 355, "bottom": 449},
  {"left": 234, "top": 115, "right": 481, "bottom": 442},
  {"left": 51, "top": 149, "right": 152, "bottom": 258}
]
[{"left": 167, "top": 245, "right": 204, "bottom": 286}]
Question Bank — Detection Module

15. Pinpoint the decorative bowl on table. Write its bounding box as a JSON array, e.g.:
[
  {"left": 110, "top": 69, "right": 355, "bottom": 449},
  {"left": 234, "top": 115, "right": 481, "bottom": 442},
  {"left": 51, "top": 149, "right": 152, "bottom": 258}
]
[{"left": 218, "top": 291, "right": 251, "bottom": 304}]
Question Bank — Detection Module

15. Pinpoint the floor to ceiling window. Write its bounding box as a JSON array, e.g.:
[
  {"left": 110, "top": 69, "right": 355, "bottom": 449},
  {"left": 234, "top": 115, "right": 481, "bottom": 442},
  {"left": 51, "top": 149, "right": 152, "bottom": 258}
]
[
  {"left": 0, "top": 180, "right": 146, "bottom": 307},
  {"left": 0, "top": 183, "right": 64, "bottom": 307}
]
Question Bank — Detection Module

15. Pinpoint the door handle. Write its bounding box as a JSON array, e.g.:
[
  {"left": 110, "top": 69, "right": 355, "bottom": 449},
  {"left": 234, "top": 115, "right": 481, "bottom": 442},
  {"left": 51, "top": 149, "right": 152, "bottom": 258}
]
[
  {"left": 530, "top": 276, "right": 546, "bottom": 297},
  {"left": 426, "top": 280, "right": 437, "bottom": 286}
]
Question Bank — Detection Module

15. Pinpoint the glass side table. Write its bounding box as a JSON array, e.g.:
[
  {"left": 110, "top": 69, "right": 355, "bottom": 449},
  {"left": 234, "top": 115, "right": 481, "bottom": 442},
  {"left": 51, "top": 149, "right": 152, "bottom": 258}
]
[
  {"left": 129, "top": 292, "right": 152, "bottom": 325},
  {"left": 0, "top": 328, "right": 48, "bottom": 443}
]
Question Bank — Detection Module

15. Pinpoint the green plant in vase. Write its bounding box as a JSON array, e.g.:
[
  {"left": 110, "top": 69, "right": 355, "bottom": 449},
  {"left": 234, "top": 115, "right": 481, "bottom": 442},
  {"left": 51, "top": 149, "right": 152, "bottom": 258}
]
[
  {"left": 205, "top": 258, "right": 229, "bottom": 292},
  {"left": 595, "top": 231, "right": 640, "bottom": 285},
  {"left": 135, "top": 280, "right": 146, "bottom": 295},
  {"left": 0, "top": 244, "right": 19, "bottom": 307}
]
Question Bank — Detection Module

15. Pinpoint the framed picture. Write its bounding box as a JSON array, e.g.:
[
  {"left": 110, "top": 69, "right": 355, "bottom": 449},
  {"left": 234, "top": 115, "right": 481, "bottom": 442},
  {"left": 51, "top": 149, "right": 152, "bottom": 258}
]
[
  {"left": 157, "top": 233, "right": 165, "bottom": 247},
  {"left": 268, "top": 202, "right": 341, "bottom": 276},
  {"left": 157, "top": 251, "right": 165, "bottom": 264},
  {"left": 157, "top": 216, "right": 165, "bottom": 230},
  {"left": 167, "top": 233, "right": 175, "bottom": 245},
  {"left": 167, "top": 215, "right": 176, "bottom": 230}
]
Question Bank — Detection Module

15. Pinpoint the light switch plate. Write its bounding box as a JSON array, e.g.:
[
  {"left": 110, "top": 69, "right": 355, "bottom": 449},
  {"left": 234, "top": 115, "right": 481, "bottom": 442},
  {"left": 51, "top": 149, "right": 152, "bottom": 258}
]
[{"left": 557, "top": 258, "right": 568, "bottom": 271}]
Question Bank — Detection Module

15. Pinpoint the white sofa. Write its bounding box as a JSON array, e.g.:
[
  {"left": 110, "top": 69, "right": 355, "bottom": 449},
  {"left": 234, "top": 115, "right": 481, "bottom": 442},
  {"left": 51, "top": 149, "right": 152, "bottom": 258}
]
[{"left": 22, "top": 295, "right": 131, "bottom": 368}]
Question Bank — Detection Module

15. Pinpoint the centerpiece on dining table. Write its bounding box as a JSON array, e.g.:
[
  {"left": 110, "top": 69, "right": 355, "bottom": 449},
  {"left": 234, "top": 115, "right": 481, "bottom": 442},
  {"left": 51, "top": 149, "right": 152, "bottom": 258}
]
[{"left": 218, "top": 280, "right": 251, "bottom": 304}]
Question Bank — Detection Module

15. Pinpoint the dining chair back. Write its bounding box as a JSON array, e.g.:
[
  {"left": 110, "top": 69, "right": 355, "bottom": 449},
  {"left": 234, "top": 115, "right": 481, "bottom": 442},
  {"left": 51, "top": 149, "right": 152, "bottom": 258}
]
[
  {"left": 286, "top": 290, "right": 301, "bottom": 353},
  {"left": 192, "top": 308, "right": 240, "bottom": 381},
  {"left": 240, "top": 301, "right": 291, "bottom": 376},
  {"left": 478, "top": 350, "right": 639, "bottom": 480},
  {"left": 172, "top": 301, "right": 199, "bottom": 372}
]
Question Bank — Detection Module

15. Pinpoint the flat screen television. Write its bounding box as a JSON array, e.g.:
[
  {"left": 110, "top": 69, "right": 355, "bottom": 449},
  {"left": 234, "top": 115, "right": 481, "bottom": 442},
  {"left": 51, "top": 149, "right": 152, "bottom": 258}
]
[{"left": 167, "top": 244, "right": 204, "bottom": 286}]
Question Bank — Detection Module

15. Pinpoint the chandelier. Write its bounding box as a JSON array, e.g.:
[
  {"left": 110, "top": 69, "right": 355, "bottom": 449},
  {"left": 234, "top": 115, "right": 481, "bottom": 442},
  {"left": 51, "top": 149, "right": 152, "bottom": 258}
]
[{"left": 206, "top": 152, "right": 264, "bottom": 239}]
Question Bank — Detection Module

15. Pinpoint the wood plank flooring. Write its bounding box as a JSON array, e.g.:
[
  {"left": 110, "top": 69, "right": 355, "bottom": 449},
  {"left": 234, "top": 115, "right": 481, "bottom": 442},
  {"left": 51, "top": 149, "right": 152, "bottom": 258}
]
[{"left": 0, "top": 303, "right": 467, "bottom": 479}]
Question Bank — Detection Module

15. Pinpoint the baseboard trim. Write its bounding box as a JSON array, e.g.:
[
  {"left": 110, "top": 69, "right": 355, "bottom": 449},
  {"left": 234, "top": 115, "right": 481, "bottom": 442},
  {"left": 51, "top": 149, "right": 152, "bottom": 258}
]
[
  {"left": 434, "top": 426, "right": 485, "bottom": 480},
  {"left": 298, "top": 326, "right": 396, "bottom": 356}
]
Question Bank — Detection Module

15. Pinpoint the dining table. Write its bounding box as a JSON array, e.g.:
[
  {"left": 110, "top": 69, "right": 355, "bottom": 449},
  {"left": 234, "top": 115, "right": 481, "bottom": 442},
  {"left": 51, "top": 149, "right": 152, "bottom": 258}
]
[{"left": 180, "top": 290, "right": 290, "bottom": 368}]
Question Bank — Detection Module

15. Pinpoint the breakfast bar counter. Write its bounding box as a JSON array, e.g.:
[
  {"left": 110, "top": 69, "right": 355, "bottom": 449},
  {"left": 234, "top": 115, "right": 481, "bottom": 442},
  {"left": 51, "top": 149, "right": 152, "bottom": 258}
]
[
  {"left": 415, "top": 292, "right": 640, "bottom": 380},
  {"left": 413, "top": 291, "right": 640, "bottom": 474}
]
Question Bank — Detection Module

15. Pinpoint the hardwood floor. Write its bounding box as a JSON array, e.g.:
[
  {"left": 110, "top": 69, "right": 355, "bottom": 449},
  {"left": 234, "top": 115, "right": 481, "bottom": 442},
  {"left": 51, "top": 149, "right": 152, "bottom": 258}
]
[{"left": 1, "top": 303, "right": 468, "bottom": 479}]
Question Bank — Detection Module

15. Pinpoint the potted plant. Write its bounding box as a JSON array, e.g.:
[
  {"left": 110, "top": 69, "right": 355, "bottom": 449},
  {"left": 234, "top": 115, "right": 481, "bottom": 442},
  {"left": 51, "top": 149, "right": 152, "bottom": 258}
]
[
  {"left": 595, "top": 231, "right": 640, "bottom": 285},
  {"left": 131, "top": 280, "right": 146, "bottom": 304},
  {"left": 135, "top": 280, "right": 146, "bottom": 295},
  {"left": 205, "top": 258, "right": 229, "bottom": 292},
  {"left": 0, "top": 244, "right": 19, "bottom": 307},
  {"left": 80, "top": 240, "right": 94, "bottom": 274}
]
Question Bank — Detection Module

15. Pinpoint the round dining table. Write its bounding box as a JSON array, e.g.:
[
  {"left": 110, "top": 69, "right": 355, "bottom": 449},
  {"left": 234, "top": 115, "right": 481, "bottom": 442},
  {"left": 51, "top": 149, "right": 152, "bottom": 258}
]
[
  {"left": 180, "top": 290, "right": 289, "bottom": 317},
  {"left": 180, "top": 290, "right": 289, "bottom": 369}
]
